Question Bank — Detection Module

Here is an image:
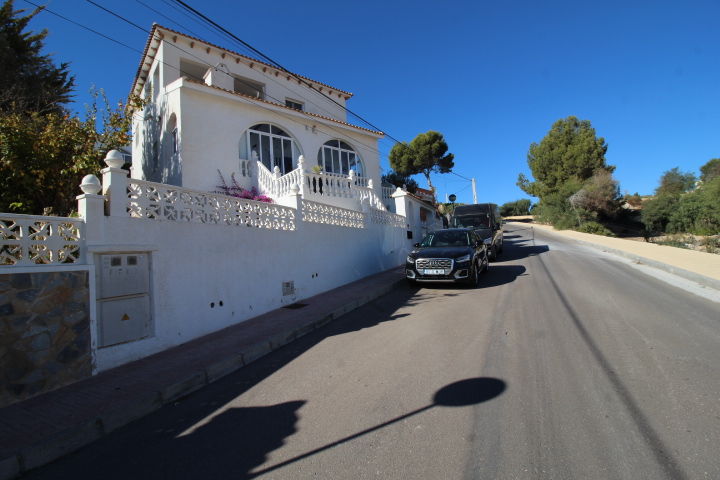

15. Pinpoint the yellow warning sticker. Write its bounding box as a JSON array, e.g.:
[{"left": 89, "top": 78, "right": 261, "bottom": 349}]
[{"left": 121, "top": 313, "right": 130, "bottom": 321}]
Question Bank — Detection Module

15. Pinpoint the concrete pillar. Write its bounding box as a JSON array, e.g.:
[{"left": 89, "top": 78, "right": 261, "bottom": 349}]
[
  {"left": 102, "top": 150, "right": 130, "bottom": 217},
  {"left": 297, "top": 155, "right": 309, "bottom": 199},
  {"left": 77, "top": 174, "right": 104, "bottom": 259}
]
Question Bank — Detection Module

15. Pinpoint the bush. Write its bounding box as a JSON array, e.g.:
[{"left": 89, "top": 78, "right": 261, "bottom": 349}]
[
  {"left": 577, "top": 221, "right": 615, "bottom": 236},
  {"left": 641, "top": 194, "right": 678, "bottom": 232},
  {"left": 700, "top": 236, "right": 720, "bottom": 254},
  {"left": 0, "top": 91, "right": 143, "bottom": 216},
  {"left": 643, "top": 176, "right": 720, "bottom": 236},
  {"left": 533, "top": 181, "right": 594, "bottom": 230},
  {"left": 216, "top": 170, "right": 273, "bottom": 203},
  {"left": 625, "top": 193, "right": 643, "bottom": 208},
  {"left": 569, "top": 170, "right": 621, "bottom": 219},
  {"left": 500, "top": 199, "right": 532, "bottom": 216},
  {"left": 655, "top": 234, "right": 695, "bottom": 249}
]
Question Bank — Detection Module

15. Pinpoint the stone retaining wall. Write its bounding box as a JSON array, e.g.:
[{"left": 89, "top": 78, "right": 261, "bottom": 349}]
[{"left": 0, "top": 270, "right": 91, "bottom": 407}]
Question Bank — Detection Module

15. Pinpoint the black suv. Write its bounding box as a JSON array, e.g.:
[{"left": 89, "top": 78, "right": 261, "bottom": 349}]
[
  {"left": 406, "top": 228, "right": 489, "bottom": 287},
  {"left": 450, "top": 203, "right": 504, "bottom": 260}
]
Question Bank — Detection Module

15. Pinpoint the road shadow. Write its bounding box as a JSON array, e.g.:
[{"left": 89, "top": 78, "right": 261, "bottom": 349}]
[
  {"left": 26, "top": 287, "right": 508, "bottom": 480},
  {"left": 494, "top": 228, "right": 549, "bottom": 263}
]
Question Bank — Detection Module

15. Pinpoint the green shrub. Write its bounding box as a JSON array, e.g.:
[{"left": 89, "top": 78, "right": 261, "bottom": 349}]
[
  {"left": 700, "top": 236, "right": 720, "bottom": 254},
  {"left": 533, "top": 180, "right": 592, "bottom": 230},
  {"left": 641, "top": 194, "right": 678, "bottom": 232},
  {"left": 577, "top": 221, "right": 615, "bottom": 236},
  {"left": 655, "top": 234, "right": 695, "bottom": 250},
  {"left": 500, "top": 199, "right": 532, "bottom": 217},
  {"left": 643, "top": 176, "right": 720, "bottom": 236}
]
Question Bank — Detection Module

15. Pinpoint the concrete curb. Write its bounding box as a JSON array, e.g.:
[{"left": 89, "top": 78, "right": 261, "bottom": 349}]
[
  {"left": 527, "top": 225, "right": 720, "bottom": 291},
  {"left": 1, "top": 276, "right": 407, "bottom": 480}
]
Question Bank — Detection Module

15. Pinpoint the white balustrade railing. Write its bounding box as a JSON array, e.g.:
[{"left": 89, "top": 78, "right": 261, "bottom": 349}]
[
  {"left": 256, "top": 162, "right": 277, "bottom": 197},
  {"left": 355, "top": 185, "right": 386, "bottom": 210},
  {"left": 369, "top": 208, "right": 405, "bottom": 228},
  {"left": 352, "top": 175, "right": 368, "bottom": 188},
  {"left": 238, "top": 158, "right": 255, "bottom": 178},
  {"left": 303, "top": 172, "right": 354, "bottom": 199},
  {"left": 251, "top": 156, "right": 388, "bottom": 212},
  {"left": 256, "top": 162, "right": 302, "bottom": 199},
  {"left": 302, "top": 200, "right": 366, "bottom": 228},
  {"left": 127, "top": 179, "right": 295, "bottom": 230},
  {"left": 382, "top": 186, "right": 395, "bottom": 201},
  {"left": 0, "top": 213, "right": 83, "bottom": 266}
]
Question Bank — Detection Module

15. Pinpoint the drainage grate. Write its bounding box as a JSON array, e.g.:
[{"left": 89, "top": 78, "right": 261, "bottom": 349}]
[{"left": 282, "top": 303, "right": 309, "bottom": 310}]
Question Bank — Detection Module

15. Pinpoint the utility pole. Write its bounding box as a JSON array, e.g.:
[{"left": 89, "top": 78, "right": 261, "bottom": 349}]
[{"left": 472, "top": 178, "right": 478, "bottom": 204}]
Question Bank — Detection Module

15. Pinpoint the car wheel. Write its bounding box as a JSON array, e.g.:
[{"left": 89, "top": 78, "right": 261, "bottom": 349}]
[
  {"left": 488, "top": 245, "right": 497, "bottom": 261},
  {"left": 481, "top": 256, "right": 489, "bottom": 274},
  {"left": 468, "top": 264, "right": 479, "bottom": 288},
  {"left": 407, "top": 278, "right": 418, "bottom": 287},
  {"left": 497, "top": 237, "right": 504, "bottom": 254}
]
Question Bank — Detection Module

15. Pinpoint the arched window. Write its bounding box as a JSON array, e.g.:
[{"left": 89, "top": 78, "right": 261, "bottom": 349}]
[
  {"left": 317, "top": 140, "right": 363, "bottom": 177},
  {"left": 243, "top": 124, "right": 298, "bottom": 175}
]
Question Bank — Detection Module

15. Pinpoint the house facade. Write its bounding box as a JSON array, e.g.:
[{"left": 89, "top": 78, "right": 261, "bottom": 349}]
[
  {"left": 0, "top": 25, "right": 443, "bottom": 407},
  {"left": 130, "top": 24, "right": 384, "bottom": 210}
]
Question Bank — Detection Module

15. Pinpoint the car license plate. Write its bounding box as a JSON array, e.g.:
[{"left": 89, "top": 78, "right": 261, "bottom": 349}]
[{"left": 423, "top": 269, "right": 444, "bottom": 275}]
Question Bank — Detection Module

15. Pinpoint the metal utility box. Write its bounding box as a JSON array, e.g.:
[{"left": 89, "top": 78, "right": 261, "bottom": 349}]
[
  {"left": 96, "top": 253, "right": 153, "bottom": 347},
  {"left": 98, "top": 295, "right": 152, "bottom": 347},
  {"left": 98, "top": 254, "right": 150, "bottom": 299}
]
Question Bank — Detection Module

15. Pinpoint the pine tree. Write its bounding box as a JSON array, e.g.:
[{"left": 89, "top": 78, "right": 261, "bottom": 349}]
[
  {"left": 0, "top": 0, "right": 75, "bottom": 115},
  {"left": 388, "top": 131, "right": 454, "bottom": 194},
  {"left": 517, "top": 116, "right": 612, "bottom": 200}
]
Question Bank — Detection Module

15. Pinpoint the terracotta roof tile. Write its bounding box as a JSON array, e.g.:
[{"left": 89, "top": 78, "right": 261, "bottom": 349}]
[{"left": 131, "top": 24, "right": 353, "bottom": 100}]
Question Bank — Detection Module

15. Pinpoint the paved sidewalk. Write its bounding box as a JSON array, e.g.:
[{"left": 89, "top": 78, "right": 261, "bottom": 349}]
[
  {"left": 2, "top": 226, "right": 719, "bottom": 479},
  {"left": 0, "top": 267, "right": 406, "bottom": 480}
]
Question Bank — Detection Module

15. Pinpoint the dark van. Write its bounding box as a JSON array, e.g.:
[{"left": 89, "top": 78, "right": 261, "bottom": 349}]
[{"left": 450, "top": 203, "right": 504, "bottom": 260}]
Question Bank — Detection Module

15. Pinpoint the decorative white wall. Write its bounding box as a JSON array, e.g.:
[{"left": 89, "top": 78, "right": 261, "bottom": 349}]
[
  {"left": 81, "top": 166, "right": 414, "bottom": 370},
  {"left": 0, "top": 169, "right": 438, "bottom": 373}
]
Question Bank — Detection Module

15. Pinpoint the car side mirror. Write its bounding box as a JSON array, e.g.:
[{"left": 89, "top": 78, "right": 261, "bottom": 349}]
[{"left": 413, "top": 242, "right": 420, "bottom": 248}]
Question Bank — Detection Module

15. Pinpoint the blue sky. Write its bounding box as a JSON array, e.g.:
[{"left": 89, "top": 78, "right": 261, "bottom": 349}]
[{"left": 20, "top": 0, "right": 720, "bottom": 205}]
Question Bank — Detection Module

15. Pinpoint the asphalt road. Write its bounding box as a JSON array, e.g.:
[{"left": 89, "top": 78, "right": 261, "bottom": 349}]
[{"left": 23, "top": 227, "right": 720, "bottom": 480}]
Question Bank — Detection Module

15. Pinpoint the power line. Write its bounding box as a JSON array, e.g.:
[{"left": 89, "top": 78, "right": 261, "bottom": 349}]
[
  {"left": 134, "top": 0, "right": 206, "bottom": 41},
  {"left": 25, "top": 0, "right": 444, "bottom": 182},
  {"left": 23, "top": 0, "right": 145, "bottom": 56},
  {"left": 171, "top": 0, "right": 403, "bottom": 145},
  {"left": 449, "top": 171, "right": 473, "bottom": 182},
  {"left": 79, "top": 0, "right": 390, "bottom": 159},
  {"left": 86, "top": 0, "right": 146, "bottom": 31},
  {"left": 162, "top": 2, "right": 452, "bottom": 178},
  {"left": 132, "top": 0, "right": 355, "bottom": 128}
]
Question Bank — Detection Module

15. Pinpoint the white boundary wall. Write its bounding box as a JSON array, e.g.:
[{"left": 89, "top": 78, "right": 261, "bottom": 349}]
[{"left": 1, "top": 168, "right": 436, "bottom": 372}]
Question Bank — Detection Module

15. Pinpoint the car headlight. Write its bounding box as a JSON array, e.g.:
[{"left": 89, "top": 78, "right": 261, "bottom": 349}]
[
  {"left": 456, "top": 254, "right": 471, "bottom": 263},
  {"left": 483, "top": 238, "right": 492, "bottom": 245},
  {"left": 406, "top": 255, "right": 415, "bottom": 263}
]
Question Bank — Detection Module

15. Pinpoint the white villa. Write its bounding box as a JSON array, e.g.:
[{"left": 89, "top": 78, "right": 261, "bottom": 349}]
[
  {"left": 130, "top": 24, "right": 387, "bottom": 211},
  {"left": 0, "top": 24, "right": 442, "bottom": 406}
]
